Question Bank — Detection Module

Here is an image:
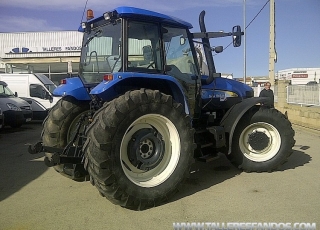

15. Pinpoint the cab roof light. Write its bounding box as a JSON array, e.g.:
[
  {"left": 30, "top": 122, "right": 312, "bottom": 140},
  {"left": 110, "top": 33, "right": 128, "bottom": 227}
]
[
  {"left": 60, "top": 79, "right": 67, "bottom": 85},
  {"left": 103, "top": 12, "right": 112, "bottom": 20},
  {"left": 103, "top": 11, "right": 117, "bottom": 21},
  {"left": 103, "top": 74, "right": 113, "bottom": 81},
  {"left": 86, "top": 9, "right": 94, "bottom": 20},
  {"left": 81, "top": 22, "right": 87, "bottom": 29}
]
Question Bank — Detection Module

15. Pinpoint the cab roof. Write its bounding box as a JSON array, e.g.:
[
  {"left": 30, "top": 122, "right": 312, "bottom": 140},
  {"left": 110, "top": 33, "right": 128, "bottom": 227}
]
[{"left": 80, "top": 6, "right": 193, "bottom": 31}]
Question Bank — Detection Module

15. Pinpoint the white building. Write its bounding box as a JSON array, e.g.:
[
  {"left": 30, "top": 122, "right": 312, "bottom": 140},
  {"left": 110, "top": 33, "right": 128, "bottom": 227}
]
[
  {"left": 276, "top": 68, "right": 320, "bottom": 85},
  {"left": 0, "top": 31, "right": 82, "bottom": 85}
]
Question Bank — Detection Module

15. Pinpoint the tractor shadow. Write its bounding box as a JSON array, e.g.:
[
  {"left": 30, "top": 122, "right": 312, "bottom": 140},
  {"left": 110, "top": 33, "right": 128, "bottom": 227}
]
[
  {"left": 0, "top": 120, "right": 43, "bottom": 135},
  {"left": 277, "top": 147, "right": 311, "bottom": 171},
  {"left": 168, "top": 148, "right": 311, "bottom": 205},
  {"left": 0, "top": 121, "right": 47, "bottom": 202},
  {"left": 168, "top": 153, "right": 240, "bottom": 205}
]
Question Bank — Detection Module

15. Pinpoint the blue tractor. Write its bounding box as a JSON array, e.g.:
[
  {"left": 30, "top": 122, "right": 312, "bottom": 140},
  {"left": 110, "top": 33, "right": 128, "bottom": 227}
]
[{"left": 29, "top": 6, "right": 295, "bottom": 210}]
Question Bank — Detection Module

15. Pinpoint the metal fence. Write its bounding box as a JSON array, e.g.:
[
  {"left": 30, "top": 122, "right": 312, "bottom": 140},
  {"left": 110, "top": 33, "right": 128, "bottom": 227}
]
[
  {"left": 287, "top": 85, "right": 320, "bottom": 106},
  {"left": 252, "top": 84, "right": 320, "bottom": 106}
]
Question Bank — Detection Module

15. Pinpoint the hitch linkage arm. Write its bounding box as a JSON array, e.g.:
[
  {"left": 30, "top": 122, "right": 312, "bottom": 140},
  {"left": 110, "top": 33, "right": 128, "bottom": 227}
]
[
  {"left": 27, "top": 142, "right": 83, "bottom": 166},
  {"left": 27, "top": 112, "right": 90, "bottom": 167}
]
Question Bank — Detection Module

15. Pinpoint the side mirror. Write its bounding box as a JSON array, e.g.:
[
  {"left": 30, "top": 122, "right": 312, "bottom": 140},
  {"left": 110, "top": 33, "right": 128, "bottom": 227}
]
[
  {"left": 44, "top": 91, "right": 52, "bottom": 100},
  {"left": 214, "top": 46, "right": 223, "bottom": 53},
  {"left": 232, "top": 25, "right": 243, "bottom": 47}
]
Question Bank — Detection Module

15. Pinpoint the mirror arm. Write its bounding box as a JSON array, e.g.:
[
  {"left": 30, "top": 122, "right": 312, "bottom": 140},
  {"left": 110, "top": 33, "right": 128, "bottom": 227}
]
[
  {"left": 191, "top": 30, "right": 244, "bottom": 40},
  {"left": 192, "top": 32, "right": 233, "bottom": 39}
]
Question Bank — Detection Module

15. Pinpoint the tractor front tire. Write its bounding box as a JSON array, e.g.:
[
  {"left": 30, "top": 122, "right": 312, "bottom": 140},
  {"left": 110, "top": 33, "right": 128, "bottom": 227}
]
[
  {"left": 42, "top": 96, "right": 90, "bottom": 181},
  {"left": 84, "top": 89, "right": 195, "bottom": 210},
  {"left": 230, "top": 107, "right": 295, "bottom": 172}
]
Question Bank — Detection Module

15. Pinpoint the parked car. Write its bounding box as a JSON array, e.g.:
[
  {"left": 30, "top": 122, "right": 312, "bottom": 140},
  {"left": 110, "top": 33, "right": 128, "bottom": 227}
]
[
  {"left": 0, "top": 81, "right": 33, "bottom": 128},
  {"left": 306, "top": 81, "right": 318, "bottom": 85},
  {"left": 0, "top": 74, "right": 61, "bottom": 120}
]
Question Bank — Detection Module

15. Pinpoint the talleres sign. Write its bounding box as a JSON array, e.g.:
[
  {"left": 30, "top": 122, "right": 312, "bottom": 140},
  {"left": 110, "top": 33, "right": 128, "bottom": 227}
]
[
  {"left": 6, "top": 46, "right": 81, "bottom": 54},
  {"left": 42, "top": 46, "right": 82, "bottom": 52}
]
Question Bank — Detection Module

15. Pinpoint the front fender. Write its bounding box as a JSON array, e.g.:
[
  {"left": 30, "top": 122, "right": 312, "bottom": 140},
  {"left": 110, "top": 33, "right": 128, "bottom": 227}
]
[
  {"left": 220, "top": 97, "right": 269, "bottom": 154},
  {"left": 53, "top": 77, "right": 91, "bottom": 101}
]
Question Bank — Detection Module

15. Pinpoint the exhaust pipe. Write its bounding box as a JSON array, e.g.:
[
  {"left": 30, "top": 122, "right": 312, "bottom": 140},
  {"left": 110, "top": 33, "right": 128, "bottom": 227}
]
[{"left": 199, "top": 11, "right": 216, "bottom": 85}]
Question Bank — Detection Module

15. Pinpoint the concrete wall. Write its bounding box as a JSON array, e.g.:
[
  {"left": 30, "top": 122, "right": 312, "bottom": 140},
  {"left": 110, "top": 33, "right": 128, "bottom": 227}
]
[{"left": 275, "top": 80, "right": 320, "bottom": 131}]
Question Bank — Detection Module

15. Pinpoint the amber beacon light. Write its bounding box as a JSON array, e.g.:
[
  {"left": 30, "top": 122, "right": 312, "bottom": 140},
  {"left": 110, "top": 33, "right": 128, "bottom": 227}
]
[{"left": 86, "top": 9, "right": 94, "bottom": 20}]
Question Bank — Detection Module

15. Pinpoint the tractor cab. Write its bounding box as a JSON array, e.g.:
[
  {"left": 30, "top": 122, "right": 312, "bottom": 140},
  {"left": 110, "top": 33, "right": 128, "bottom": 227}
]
[
  {"left": 77, "top": 7, "right": 203, "bottom": 116},
  {"left": 79, "top": 9, "right": 199, "bottom": 86}
]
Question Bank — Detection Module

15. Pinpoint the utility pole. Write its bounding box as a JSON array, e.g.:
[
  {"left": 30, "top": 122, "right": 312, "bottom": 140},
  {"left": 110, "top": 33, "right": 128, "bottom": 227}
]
[
  {"left": 243, "top": 0, "right": 247, "bottom": 85},
  {"left": 269, "top": 0, "right": 276, "bottom": 84}
]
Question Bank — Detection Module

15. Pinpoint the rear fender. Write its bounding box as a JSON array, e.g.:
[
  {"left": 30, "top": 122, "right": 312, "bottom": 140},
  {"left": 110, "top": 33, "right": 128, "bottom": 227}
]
[
  {"left": 53, "top": 77, "right": 91, "bottom": 101},
  {"left": 90, "top": 72, "right": 190, "bottom": 115},
  {"left": 220, "top": 97, "right": 269, "bottom": 154}
]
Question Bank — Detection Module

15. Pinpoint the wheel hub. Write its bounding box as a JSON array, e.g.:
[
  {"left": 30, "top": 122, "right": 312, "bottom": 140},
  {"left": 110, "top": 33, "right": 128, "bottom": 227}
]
[
  {"left": 248, "top": 131, "right": 269, "bottom": 151},
  {"left": 128, "top": 128, "right": 164, "bottom": 170}
]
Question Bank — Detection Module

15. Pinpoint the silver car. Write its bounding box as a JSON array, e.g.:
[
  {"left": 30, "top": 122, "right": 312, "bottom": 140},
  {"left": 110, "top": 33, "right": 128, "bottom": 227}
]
[{"left": 0, "top": 81, "right": 33, "bottom": 128}]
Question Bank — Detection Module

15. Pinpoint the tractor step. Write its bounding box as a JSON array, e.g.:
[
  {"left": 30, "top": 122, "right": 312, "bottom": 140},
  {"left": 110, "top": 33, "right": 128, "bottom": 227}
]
[{"left": 197, "top": 153, "right": 220, "bottom": 162}]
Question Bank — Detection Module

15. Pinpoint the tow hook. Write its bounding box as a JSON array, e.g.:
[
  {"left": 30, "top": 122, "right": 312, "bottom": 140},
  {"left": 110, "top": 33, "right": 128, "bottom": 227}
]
[
  {"left": 44, "top": 153, "right": 60, "bottom": 167},
  {"left": 27, "top": 142, "right": 44, "bottom": 154}
]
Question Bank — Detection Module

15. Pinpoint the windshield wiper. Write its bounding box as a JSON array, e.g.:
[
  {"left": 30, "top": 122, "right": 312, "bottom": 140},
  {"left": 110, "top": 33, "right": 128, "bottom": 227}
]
[{"left": 83, "top": 30, "right": 102, "bottom": 47}]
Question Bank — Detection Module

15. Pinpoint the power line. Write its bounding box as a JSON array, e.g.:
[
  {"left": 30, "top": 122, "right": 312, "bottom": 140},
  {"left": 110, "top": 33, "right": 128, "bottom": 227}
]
[
  {"left": 246, "top": 0, "right": 270, "bottom": 29},
  {"left": 214, "top": 0, "right": 270, "bottom": 55}
]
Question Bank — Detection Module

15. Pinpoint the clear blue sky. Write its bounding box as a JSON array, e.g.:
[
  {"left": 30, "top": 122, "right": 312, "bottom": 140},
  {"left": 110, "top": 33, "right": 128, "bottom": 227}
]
[{"left": 0, "top": 0, "right": 319, "bottom": 78}]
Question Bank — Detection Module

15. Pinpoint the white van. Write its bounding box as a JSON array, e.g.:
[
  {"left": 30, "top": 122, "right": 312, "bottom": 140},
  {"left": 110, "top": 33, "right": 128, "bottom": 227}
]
[{"left": 0, "top": 74, "right": 61, "bottom": 120}]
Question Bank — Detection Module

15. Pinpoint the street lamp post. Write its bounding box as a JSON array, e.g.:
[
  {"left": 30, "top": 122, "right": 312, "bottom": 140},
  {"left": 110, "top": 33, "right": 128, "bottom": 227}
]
[{"left": 243, "top": 0, "right": 247, "bottom": 85}]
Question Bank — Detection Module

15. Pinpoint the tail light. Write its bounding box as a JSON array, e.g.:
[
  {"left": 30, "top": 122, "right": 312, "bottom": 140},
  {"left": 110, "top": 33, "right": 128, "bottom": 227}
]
[{"left": 103, "top": 74, "right": 113, "bottom": 81}]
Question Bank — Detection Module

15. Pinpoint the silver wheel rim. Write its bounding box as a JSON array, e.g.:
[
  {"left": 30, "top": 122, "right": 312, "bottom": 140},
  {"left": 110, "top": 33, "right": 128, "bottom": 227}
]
[
  {"left": 120, "top": 114, "right": 180, "bottom": 187},
  {"left": 239, "top": 122, "right": 281, "bottom": 162}
]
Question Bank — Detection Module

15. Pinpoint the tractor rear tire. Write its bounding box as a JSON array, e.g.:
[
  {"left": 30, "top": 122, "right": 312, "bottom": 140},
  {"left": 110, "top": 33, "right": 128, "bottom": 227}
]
[
  {"left": 84, "top": 89, "right": 195, "bottom": 210},
  {"left": 42, "top": 96, "right": 90, "bottom": 181},
  {"left": 229, "top": 107, "right": 295, "bottom": 172}
]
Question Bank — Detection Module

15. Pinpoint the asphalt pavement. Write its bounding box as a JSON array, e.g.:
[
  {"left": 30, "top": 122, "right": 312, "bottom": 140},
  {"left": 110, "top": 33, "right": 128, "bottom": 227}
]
[{"left": 0, "top": 121, "right": 319, "bottom": 230}]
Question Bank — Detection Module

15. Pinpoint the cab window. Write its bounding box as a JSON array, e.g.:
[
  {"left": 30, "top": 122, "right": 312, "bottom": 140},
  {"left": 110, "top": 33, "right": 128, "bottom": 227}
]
[{"left": 127, "top": 21, "right": 162, "bottom": 73}]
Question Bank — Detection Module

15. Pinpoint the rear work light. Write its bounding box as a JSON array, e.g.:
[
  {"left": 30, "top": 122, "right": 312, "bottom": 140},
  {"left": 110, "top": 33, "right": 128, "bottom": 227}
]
[
  {"left": 103, "top": 74, "right": 113, "bottom": 81},
  {"left": 60, "top": 79, "right": 67, "bottom": 84}
]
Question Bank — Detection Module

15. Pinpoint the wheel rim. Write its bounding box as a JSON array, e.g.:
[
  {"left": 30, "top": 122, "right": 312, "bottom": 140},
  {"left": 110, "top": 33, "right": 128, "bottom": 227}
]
[
  {"left": 67, "top": 110, "right": 89, "bottom": 143},
  {"left": 120, "top": 114, "right": 180, "bottom": 187},
  {"left": 239, "top": 122, "right": 281, "bottom": 162}
]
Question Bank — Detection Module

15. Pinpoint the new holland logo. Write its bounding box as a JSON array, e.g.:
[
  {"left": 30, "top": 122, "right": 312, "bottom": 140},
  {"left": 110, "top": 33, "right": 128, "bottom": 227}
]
[{"left": 9, "top": 47, "right": 32, "bottom": 53}]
